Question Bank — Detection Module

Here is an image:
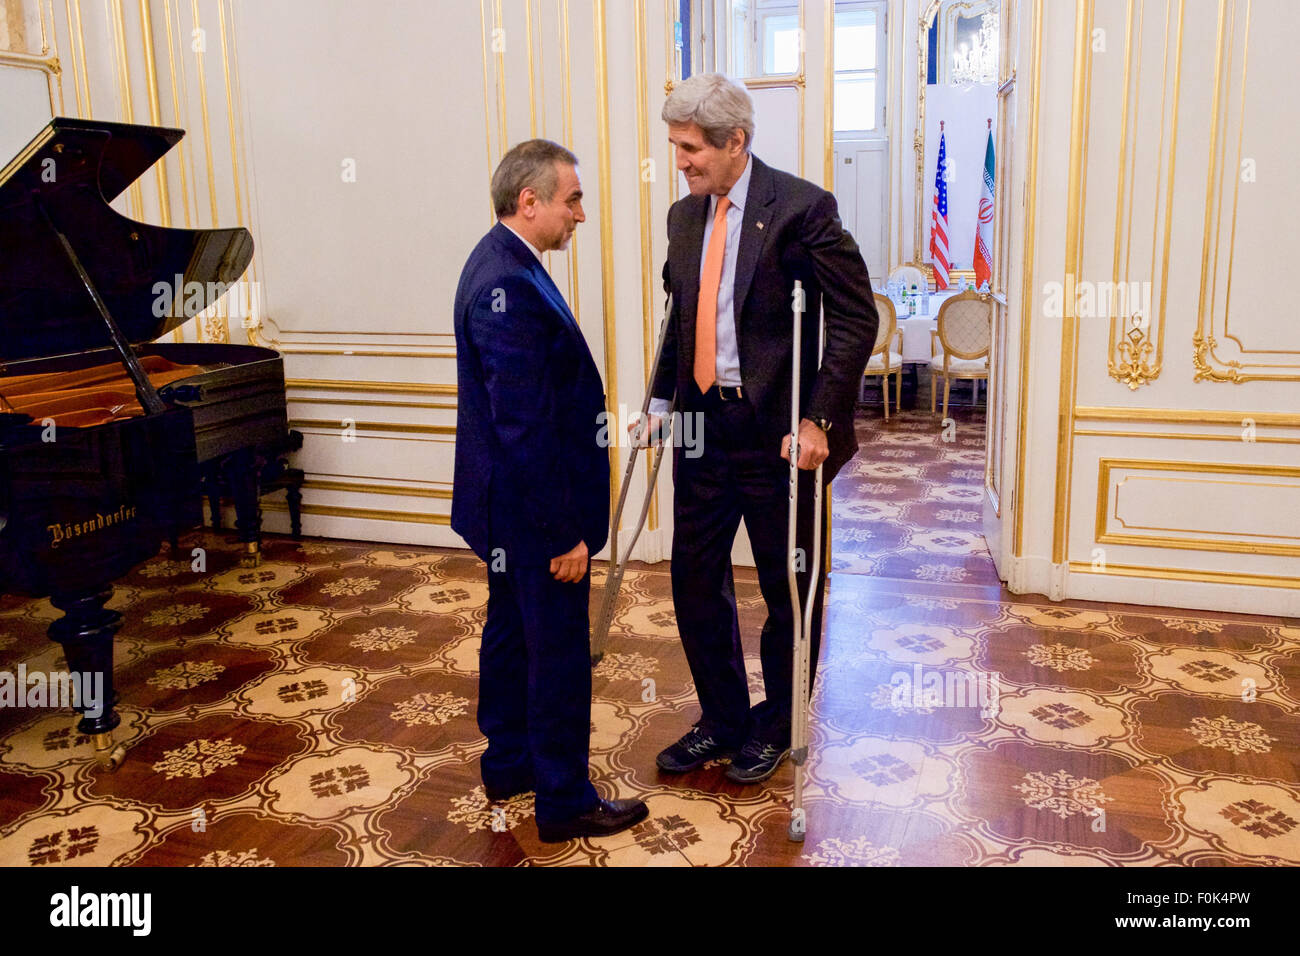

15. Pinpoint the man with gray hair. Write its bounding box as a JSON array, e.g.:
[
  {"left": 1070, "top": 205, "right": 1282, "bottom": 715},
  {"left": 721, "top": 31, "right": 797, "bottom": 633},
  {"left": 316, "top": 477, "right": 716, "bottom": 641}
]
[
  {"left": 637, "top": 73, "right": 878, "bottom": 783},
  {"left": 453, "top": 139, "right": 648, "bottom": 841}
]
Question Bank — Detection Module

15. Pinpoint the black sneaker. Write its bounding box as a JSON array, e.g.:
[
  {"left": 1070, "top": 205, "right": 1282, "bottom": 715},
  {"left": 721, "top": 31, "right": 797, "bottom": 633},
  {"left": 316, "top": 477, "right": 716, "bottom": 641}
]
[
  {"left": 656, "top": 725, "right": 738, "bottom": 773},
  {"left": 724, "top": 737, "right": 791, "bottom": 783}
]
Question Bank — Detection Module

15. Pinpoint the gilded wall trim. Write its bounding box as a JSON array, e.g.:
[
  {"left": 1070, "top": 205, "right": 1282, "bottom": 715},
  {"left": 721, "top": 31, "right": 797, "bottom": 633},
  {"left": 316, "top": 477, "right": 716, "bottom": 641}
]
[
  {"left": 1095, "top": 458, "right": 1300, "bottom": 557},
  {"left": 1193, "top": 0, "right": 1300, "bottom": 382},
  {"left": 1011, "top": 0, "right": 1042, "bottom": 558},
  {"left": 1068, "top": 560, "right": 1300, "bottom": 590},
  {"left": 1050, "top": 0, "right": 1093, "bottom": 566}
]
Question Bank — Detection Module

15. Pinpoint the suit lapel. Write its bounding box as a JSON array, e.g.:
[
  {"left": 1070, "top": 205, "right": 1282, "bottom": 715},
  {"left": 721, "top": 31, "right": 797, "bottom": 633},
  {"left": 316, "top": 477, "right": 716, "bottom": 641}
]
[
  {"left": 491, "top": 223, "right": 579, "bottom": 330},
  {"left": 531, "top": 260, "right": 578, "bottom": 329},
  {"left": 676, "top": 195, "right": 708, "bottom": 357},
  {"left": 732, "top": 155, "right": 777, "bottom": 329}
]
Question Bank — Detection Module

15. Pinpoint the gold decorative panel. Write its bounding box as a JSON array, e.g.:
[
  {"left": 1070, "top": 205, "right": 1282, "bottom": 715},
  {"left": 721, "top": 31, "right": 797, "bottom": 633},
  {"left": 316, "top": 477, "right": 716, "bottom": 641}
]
[{"left": 1193, "top": 0, "right": 1300, "bottom": 382}]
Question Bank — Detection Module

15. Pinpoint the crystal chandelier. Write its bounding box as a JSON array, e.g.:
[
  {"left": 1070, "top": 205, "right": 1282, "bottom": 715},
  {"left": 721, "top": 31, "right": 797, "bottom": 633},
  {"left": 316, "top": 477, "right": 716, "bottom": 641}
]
[{"left": 952, "top": 11, "right": 999, "bottom": 86}]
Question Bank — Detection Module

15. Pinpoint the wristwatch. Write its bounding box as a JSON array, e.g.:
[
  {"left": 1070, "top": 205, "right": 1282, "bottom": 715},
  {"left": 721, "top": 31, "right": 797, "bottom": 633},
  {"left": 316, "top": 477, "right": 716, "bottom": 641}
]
[{"left": 810, "top": 416, "right": 832, "bottom": 433}]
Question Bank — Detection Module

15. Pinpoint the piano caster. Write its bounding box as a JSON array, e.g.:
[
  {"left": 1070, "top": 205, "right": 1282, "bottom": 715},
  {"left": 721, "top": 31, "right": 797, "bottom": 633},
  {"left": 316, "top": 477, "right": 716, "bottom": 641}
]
[
  {"left": 92, "top": 732, "right": 126, "bottom": 773},
  {"left": 240, "top": 541, "right": 261, "bottom": 568}
]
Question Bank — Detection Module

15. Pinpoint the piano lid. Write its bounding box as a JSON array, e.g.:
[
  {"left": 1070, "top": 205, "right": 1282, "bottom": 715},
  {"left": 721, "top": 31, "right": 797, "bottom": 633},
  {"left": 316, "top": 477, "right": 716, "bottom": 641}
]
[{"left": 0, "top": 117, "right": 254, "bottom": 365}]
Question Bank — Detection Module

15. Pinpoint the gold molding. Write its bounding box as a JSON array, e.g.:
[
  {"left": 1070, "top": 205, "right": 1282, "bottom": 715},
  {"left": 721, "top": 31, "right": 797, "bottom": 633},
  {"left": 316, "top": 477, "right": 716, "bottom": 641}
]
[
  {"left": 69, "top": 0, "right": 91, "bottom": 116},
  {"left": 302, "top": 479, "right": 452, "bottom": 500},
  {"left": 593, "top": 0, "right": 620, "bottom": 507},
  {"left": 0, "top": 46, "right": 63, "bottom": 115},
  {"left": 479, "top": 0, "right": 495, "bottom": 223},
  {"left": 263, "top": 500, "right": 450, "bottom": 527},
  {"left": 137, "top": 0, "right": 169, "bottom": 226},
  {"left": 287, "top": 378, "right": 457, "bottom": 396},
  {"left": 525, "top": 0, "right": 536, "bottom": 138},
  {"left": 633, "top": 0, "right": 659, "bottom": 532},
  {"left": 1076, "top": 428, "right": 1300, "bottom": 446},
  {"left": 1096, "top": 458, "right": 1300, "bottom": 557},
  {"left": 561, "top": 0, "right": 580, "bottom": 326},
  {"left": 1067, "top": 560, "right": 1300, "bottom": 590},
  {"left": 1193, "top": 0, "right": 1299, "bottom": 381},
  {"left": 1051, "top": 0, "right": 1093, "bottom": 566},
  {"left": 823, "top": 0, "right": 833, "bottom": 189},
  {"left": 493, "top": 0, "right": 506, "bottom": 154},
  {"left": 1074, "top": 406, "right": 1300, "bottom": 427},
  {"left": 292, "top": 397, "right": 457, "bottom": 411},
  {"left": 109, "top": 0, "right": 143, "bottom": 221},
  {"left": 1011, "top": 0, "right": 1042, "bottom": 558},
  {"left": 289, "top": 419, "right": 455, "bottom": 436},
  {"left": 274, "top": 346, "right": 456, "bottom": 358}
]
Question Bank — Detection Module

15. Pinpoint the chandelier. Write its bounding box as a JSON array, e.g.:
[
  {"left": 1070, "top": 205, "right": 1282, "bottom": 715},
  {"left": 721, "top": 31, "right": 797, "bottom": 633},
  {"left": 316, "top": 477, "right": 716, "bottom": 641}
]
[{"left": 952, "top": 11, "right": 999, "bottom": 86}]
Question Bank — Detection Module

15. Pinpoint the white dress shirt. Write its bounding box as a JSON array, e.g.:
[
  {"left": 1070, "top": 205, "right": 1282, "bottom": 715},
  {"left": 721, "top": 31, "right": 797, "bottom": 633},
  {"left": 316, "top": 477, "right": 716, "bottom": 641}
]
[{"left": 651, "top": 155, "right": 751, "bottom": 418}]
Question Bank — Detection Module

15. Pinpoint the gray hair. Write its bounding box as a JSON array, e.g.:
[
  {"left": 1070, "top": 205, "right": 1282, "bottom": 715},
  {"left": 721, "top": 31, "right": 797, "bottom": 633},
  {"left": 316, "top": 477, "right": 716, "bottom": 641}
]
[
  {"left": 662, "top": 73, "right": 754, "bottom": 150},
  {"left": 491, "top": 139, "right": 578, "bottom": 218}
]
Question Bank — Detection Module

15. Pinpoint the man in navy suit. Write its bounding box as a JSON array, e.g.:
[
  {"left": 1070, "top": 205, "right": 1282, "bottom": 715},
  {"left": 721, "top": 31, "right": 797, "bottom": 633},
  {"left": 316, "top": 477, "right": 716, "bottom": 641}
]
[{"left": 453, "top": 139, "right": 648, "bottom": 843}]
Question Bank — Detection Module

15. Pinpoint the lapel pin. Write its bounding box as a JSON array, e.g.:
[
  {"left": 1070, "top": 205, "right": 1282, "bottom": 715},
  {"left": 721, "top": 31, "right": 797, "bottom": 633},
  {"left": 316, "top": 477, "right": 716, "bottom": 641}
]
[{"left": 756, "top": 221, "right": 764, "bottom": 230}]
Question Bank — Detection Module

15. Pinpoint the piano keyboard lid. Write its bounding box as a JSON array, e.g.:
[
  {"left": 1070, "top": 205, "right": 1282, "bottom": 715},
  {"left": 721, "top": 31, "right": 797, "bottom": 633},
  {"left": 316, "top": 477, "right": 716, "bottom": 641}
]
[{"left": 0, "top": 117, "right": 254, "bottom": 366}]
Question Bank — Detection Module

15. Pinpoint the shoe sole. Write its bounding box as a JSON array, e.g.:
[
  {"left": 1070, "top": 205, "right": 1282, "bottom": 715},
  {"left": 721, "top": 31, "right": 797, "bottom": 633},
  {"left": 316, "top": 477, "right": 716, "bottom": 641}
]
[
  {"left": 724, "top": 749, "right": 791, "bottom": 784},
  {"left": 536, "top": 804, "right": 650, "bottom": 843}
]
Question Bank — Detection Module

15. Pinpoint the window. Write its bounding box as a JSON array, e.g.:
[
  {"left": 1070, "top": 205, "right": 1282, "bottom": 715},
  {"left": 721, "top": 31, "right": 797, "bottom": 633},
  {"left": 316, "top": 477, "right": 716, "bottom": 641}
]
[
  {"left": 762, "top": 13, "right": 800, "bottom": 74},
  {"left": 834, "top": 2, "right": 886, "bottom": 135}
]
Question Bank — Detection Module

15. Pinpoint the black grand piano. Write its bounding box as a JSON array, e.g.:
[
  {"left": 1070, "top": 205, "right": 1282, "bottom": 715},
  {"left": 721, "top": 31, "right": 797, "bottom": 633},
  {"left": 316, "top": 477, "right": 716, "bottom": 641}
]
[{"left": 0, "top": 117, "right": 292, "bottom": 770}]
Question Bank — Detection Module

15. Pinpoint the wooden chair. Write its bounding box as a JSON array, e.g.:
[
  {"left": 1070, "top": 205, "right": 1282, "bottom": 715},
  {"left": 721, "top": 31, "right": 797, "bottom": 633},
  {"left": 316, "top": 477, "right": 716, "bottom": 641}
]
[
  {"left": 860, "top": 293, "right": 902, "bottom": 418},
  {"left": 889, "top": 263, "right": 929, "bottom": 293},
  {"left": 929, "top": 290, "right": 991, "bottom": 419}
]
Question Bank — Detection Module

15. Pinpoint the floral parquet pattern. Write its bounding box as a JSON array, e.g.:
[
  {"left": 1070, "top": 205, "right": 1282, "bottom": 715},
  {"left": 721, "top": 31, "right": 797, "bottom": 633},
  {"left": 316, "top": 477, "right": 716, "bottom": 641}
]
[{"left": 1, "top": 407, "right": 1298, "bottom": 867}]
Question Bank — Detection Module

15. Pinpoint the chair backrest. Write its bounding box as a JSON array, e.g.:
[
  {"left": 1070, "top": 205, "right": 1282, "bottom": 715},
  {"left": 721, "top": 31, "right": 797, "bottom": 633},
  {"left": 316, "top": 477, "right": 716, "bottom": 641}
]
[
  {"left": 889, "top": 263, "right": 927, "bottom": 292},
  {"left": 936, "top": 290, "right": 992, "bottom": 359},
  {"left": 871, "top": 293, "right": 897, "bottom": 356}
]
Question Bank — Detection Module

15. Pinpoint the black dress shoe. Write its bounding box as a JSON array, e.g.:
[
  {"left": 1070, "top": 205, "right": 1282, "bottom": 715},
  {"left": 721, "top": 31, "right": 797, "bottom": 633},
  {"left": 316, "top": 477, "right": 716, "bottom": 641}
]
[
  {"left": 484, "top": 781, "right": 534, "bottom": 802},
  {"left": 536, "top": 798, "right": 649, "bottom": 843},
  {"left": 656, "top": 725, "right": 738, "bottom": 773}
]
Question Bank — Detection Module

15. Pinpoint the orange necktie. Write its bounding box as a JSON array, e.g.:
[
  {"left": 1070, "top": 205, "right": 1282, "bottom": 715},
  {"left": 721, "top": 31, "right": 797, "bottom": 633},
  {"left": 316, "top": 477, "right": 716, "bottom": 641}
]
[{"left": 694, "top": 196, "right": 732, "bottom": 394}]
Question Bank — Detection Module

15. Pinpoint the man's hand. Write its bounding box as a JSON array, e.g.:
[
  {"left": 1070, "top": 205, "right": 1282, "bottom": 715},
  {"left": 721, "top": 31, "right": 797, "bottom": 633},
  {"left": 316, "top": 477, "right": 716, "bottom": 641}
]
[
  {"left": 780, "top": 418, "right": 830, "bottom": 470},
  {"left": 627, "top": 413, "right": 666, "bottom": 448},
  {"left": 550, "top": 539, "right": 589, "bottom": 582}
]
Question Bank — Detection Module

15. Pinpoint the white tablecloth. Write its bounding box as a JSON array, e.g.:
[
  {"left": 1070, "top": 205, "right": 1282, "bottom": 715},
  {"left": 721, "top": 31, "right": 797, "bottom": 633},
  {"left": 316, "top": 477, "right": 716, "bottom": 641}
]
[{"left": 889, "top": 291, "right": 957, "bottom": 363}]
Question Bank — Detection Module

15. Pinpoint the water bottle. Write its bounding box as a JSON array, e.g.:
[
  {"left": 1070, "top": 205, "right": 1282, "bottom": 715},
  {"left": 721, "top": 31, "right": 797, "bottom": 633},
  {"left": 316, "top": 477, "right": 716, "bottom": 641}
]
[{"left": 909, "top": 284, "right": 919, "bottom": 316}]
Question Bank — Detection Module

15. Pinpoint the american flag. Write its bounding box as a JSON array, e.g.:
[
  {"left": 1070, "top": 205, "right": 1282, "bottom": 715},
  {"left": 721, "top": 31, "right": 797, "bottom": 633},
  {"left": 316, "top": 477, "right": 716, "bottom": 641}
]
[{"left": 930, "top": 126, "right": 951, "bottom": 291}]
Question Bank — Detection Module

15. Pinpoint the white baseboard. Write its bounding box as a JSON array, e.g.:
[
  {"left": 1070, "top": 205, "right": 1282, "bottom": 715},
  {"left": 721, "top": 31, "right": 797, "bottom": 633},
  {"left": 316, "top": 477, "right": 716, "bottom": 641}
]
[{"left": 1001, "top": 554, "right": 1300, "bottom": 617}]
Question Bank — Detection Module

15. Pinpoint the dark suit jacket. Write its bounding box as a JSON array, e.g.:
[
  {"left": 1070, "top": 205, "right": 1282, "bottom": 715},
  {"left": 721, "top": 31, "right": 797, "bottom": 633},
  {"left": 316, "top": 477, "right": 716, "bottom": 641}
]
[
  {"left": 452, "top": 223, "right": 610, "bottom": 566},
  {"left": 651, "top": 155, "right": 877, "bottom": 480}
]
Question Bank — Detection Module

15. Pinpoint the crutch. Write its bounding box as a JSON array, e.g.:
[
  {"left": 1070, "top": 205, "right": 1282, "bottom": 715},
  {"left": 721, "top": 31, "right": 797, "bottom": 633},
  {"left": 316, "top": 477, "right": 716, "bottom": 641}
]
[
  {"left": 787, "top": 280, "right": 825, "bottom": 843},
  {"left": 590, "top": 294, "right": 676, "bottom": 665}
]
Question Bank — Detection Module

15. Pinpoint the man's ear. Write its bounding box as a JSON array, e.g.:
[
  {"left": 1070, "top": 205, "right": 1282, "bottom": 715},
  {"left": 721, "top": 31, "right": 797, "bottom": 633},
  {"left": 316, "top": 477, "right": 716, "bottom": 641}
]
[
  {"left": 729, "top": 128, "right": 747, "bottom": 157},
  {"left": 518, "top": 187, "right": 537, "bottom": 218}
]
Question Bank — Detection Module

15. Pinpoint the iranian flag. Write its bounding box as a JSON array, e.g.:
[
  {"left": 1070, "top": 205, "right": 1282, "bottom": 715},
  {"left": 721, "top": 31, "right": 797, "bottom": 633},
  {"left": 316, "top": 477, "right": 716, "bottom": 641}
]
[{"left": 973, "top": 123, "right": 995, "bottom": 291}]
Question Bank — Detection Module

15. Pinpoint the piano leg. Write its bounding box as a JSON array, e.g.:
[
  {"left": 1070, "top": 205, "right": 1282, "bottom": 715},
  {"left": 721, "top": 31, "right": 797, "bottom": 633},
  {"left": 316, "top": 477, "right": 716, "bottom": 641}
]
[
  {"left": 47, "top": 589, "right": 127, "bottom": 772},
  {"left": 286, "top": 469, "right": 304, "bottom": 539},
  {"left": 225, "top": 448, "right": 263, "bottom": 568},
  {"left": 205, "top": 467, "right": 223, "bottom": 531}
]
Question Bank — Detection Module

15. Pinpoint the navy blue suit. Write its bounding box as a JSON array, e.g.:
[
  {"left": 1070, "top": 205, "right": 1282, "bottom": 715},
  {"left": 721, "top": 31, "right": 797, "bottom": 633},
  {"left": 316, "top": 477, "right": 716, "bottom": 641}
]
[{"left": 452, "top": 222, "right": 608, "bottom": 824}]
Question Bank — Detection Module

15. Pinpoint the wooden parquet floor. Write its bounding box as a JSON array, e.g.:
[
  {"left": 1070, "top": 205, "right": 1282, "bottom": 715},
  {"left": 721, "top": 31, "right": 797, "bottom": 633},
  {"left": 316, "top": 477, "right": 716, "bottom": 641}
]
[{"left": 1, "top": 407, "right": 1297, "bottom": 866}]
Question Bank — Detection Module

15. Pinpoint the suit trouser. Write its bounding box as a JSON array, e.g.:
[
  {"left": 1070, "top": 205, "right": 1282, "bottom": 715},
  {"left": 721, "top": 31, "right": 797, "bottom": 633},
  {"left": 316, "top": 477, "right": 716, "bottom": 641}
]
[
  {"left": 671, "top": 395, "right": 829, "bottom": 746},
  {"left": 478, "top": 561, "right": 600, "bottom": 824}
]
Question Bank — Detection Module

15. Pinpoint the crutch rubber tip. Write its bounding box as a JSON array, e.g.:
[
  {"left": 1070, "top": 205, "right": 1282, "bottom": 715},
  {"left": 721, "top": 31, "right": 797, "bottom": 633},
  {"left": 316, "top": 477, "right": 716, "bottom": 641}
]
[
  {"left": 589, "top": 652, "right": 604, "bottom": 668},
  {"left": 787, "top": 824, "right": 806, "bottom": 843},
  {"left": 790, "top": 746, "right": 809, "bottom": 765}
]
